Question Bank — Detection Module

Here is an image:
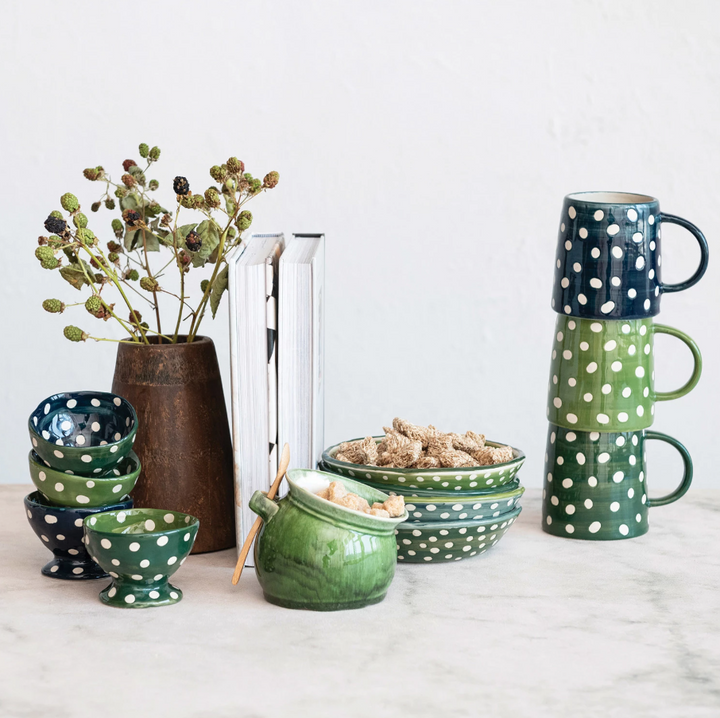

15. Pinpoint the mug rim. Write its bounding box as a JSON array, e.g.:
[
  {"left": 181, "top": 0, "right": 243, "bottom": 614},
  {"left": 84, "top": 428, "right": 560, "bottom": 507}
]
[{"left": 565, "top": 191, "right": 658, "bottom": 205}]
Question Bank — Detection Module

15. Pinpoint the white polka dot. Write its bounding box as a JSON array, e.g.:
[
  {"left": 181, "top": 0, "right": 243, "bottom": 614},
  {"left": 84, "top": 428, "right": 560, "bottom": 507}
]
[
  {"left": 600, "top": 301, "right": 616, "bottom": 314},
  {"left": 76, "top": 495, "right": 90, "bottom": 504},
  {"left": 644, "top": 299, "right": 651, "bottom": 311},
  {"left": 566, "top": 413, "right": 578, "bottom": 424},
  {"left": 568, "top": 320, "right": 576, "bottom": 330},
  {"left": 580, "top": 341, "right": 589, "bottom": 351},
  {"left": 636, "top": 405, "right": 645, "bottom": 417},
  {"left": 608, "top": 225, "right": 620, "bottom": 237},
  {"left": 144, "top": 519, "right": 156, "bottom": 531},
  {"left": 72, "top": 567, "right": 83, "bottom": 575},
  {"left": 622, "top": 387, "right": 632, "bottom": 398},
  {"left": 628, "top": 345, "right": 637, "bottom": 356},
  {"left": 547, "top": 473, "right": 553, "bottom": 482},
  {"left": 573, "top": 262, "right": 582, "bottom": 273},
  {"left": 594, "top": 209, "right": 604, "bottom": 221},
  {"left": 626, "top": 208, "right": 638, "bottom": 222},
  {"left": 114, "top": 433, "right": 122, "bottom": 441},
  {"left": 583, "top": 393, "right": 593, "bottom": 402},
  {"left": 562, "top": 350, "right": 572, "bottom": 360},
  {"left": 74, "top": 518, "right": 83, "bottom": 527},
  {"left": 578, "top": 227, "right": 588, "bottom": 239},
  {"left": 636, "top": 256, "right": 645, "bottom": 270},
  {"left": 615, "top": 436, "right": 626, "bottom": 447},
  {"left": 553, "top": 375, "right": 558, "bottom": 384},
  {"left": 650, "top": 240, "right": 656, "bottom": 250},
  {"left": 591, "top": 247, "right": 601, "bottom": 259},
  {"left": 610, "top": 502, "right": 620, "bottom": 512},
  {"left": 586, "top": 362, "right": 598, "bottom": 373},
  {"left": 568, "top": 206, "right": 576, "bottom": 219},
  {"left": 562, "top": 478, "right": 573, "bottom": 488},
  {"left": 648, "top": 269, "right": 655, "bottom": 280},
  {"left": 601, "top": 384, "right": 612, "bottom": 395},
  {"left": 565, "top": 240, "right": 572, "bottom": 251},
  {"left": 635, "top": 367, "right": 645, "bottom": 378},
  {"left": 611, "top": 361, "right": 622, "bottom": 372},
  {"left": 619, "top": 524, "right": 629, "bottom": 536},
  {"left": 556, "top": 260, "right": 561, "bottom": 269},
  {"left": 44, "top": 515, "right": 57, "bottom": 524},
  {"left": 590, "top": 278, "right": 602, "bottom": 289},
  {"left": 53, "top": 450, "right": 64, "bottom": 458},
  {"left": 561, "top": 277, "right": 570, "bottom": 288},
  {"left": 553, "top": 397, "right": 562, "bottom": 408},
  {"left": 557, "top": 457, "right": 564, "bottom": 465},
  {"left": 613, "top": 471, "right": 624, "bottom": 483},
  {"left": 611, "top": 276, "right": 621, "bottom": 287},
  {"left": 54, "top": 482, "right": 64, "bottom": 492},
  {"left": 628, "top": 488, "right": 635, "bottom": 498},
  {"left": 157, "top": 536, "right": 169, "bottom": 546},
  {"left": 551, "top": 496, "right": 559, "bottom": 506},
  {"left": 90, "top": 398, "right": 101, "bottom": 407},
  {"left": 66, "top": 399, "right": 77, "bottom": 409},
  {"left": 588, "top": 476, "right": 598, "bottom": 487},
  {"left": 131, "top": 574, "right": 143, "bottom": 580},
  {"left": 110, "top": 445, "right": 118, "bottom": 454},
  {"left": 124, "top": 594, "right": 135, "bottom": 604},
  {"left": 38, "top": 471, "right": 46, "bottom": 482},
  {"left": 80, "top": 455, "right": 92, "bottom": 464},
  {"left": 117, "top": 512, "right": 126, "bottom": 522},
  {"left": 169, "top": 592, "right": 179, "bottom": 600},
  {"left": 564, "top": 305, "right": 571, "bottom": 314},
  {"left": 565, "top": 524, "right": 575, "bottom": 534},
  {"left": 577, "top": 293, "right": 587, "bottom": 305},
  {"left": 565, "top": 504, "right": 576, "bottom": 515},
  {"left": 649, "top": 215, "right": 655, "bottom": 225},
  {"left": 129, "top": 542, "right": 140, "bottom": 552},
  {"left": 636, "top": 513, "right": 642, "bottom": 522},
  {"left": 629, "top": 455, "right": 637, "bottom": 465},
  {"left": 91, "top": 422, "right": 101, "bottom": 432},
  {"left": 628, "top": 288, "right": 637, "bottom": 299},
  {"left": 566, "top": 432, "right": 576, "bottom": 442},
  {"left": 42, "top": 430, "right": 50, "bottom": 440},
  {"left": 589, "top": 521, "right": 601, "bottom": 533},
  {"left": 584, "top": 499, "right": 593, "bottom": 509},
  {"left": 597, "top": 413, "right": 610, "bottom": 424},
  {"left": 112, "top": 485, "right": 123, "bottom": 493},
  {"left": 568, "top": 378, "right": 576, "bottom": 386},
  {"left": 167, "top": 556, "right": 177, "bottom": 565},
  {"left": 598, "top": 452, "right": 610, "bottom": 464},
  {"left": 184, "top": 533, "right": 191, "bottom": 541}
]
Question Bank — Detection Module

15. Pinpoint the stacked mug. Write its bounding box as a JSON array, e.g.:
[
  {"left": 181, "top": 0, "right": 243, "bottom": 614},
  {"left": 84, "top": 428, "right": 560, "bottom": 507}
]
[
  {"left": 542, "top": 192, "right": 708, "bottom": 540},
  {"left": 24, "top": 391, "right": 140, "bottom": 579}
]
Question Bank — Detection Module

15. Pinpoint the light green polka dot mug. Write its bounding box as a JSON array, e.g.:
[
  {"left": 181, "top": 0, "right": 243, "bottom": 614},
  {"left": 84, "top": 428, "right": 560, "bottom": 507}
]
[{"left": 547, "top": 315, "right": 701, "bottom": 432}]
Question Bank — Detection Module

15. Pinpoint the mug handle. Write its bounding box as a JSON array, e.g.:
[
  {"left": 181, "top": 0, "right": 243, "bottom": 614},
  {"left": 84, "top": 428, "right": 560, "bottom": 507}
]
[
  {"left": 645, "top": 430, "right": 693, "bottom": 507},
  {"left": 652, "top": 324, "right": 702, "bottom": 401},
  {"left": 658, "top": 213, "right": 709, "bottom": 293}
]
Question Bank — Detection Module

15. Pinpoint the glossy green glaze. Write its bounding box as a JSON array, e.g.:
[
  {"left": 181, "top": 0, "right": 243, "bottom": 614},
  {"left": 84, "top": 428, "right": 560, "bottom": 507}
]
[
  {"left": 322, "top": 437, "right": 525, "bottom": 492},
  {"left": 542, "top": 423, "right": 692, "bottom": 540},
  {"left": 251, "top": 469, "right": 408, "bottom": 611},
  {"left": 547, "top": 316, "right": 701, "bottom": 432},
  {"left": 84, "top": 508, "right": 199, "bottom": 608},
  {"left": 28, "top": 450, "right": 140, "bottom": 508},
  {"left": 395, "top": 506, "right": 521, "bottom": 563},
  {"left": 29, "top": 391, "right": 138, "bottom": 473}
]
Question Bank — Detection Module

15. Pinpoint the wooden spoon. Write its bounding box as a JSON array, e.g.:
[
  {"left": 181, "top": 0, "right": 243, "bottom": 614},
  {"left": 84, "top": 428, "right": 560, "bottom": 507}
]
[{"left": 231, "top": 443, "right": 290, "bottom": 585}]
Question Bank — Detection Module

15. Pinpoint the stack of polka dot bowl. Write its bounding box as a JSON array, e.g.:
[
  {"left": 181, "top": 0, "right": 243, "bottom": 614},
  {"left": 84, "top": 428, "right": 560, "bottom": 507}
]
[
  {"left": 544, "top": 192, "right": 709, "bottom": 540},
  {"left": 24, "top": 391, "right": 139, "bottom": 580},
  {"left": 321, "top": 438, "right": 526, "bottom": 563}
]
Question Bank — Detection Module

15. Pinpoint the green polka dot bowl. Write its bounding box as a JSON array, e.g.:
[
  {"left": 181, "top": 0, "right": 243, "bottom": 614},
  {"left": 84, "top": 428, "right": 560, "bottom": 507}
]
[
  {"left": 398, "top": 484, "right": 524, "bottom": 523},
  {"left": 84, "top": 508, "right": 199, "bottom": 608},
  {"left": 395, "top": 506, "right": 522, "bottom": 563},
  {"left": 322, "top": 437, "right": 525, "bottom": 493},
  {"left": 28, "top": 391, "right": 138, "bottom": 474},
  {"left": 28, "top": 450, "right": 141, "bottom": 508}
]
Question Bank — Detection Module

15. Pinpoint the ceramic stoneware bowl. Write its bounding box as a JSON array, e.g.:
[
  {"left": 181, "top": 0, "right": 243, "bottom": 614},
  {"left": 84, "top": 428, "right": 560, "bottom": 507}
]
[
  {"left": 401, "top": 485, "right": 524, "bottom": 523},
  {"left": 28, "top": 391, "right": 137, "bottom": 474},
  {"left": 250, "top": 469, "right": 408, "bottom": 611},
  {"left": 28, "top": 450, "right": 141, "bottom": 508},
  {"left": 360, "top": 477, "right": 521, "bottom": 498},
  {"left": 84, "top": 508, "right": 199, "bottom": 608},
  {"left": 24, "top": 491, "right": 133, "bottom": 579},
  {"left": 395, "top": 506, "right": 522, "bottom": 563},
  {"left": 321, "top": 437, "right": 525, "bottom": 492}
]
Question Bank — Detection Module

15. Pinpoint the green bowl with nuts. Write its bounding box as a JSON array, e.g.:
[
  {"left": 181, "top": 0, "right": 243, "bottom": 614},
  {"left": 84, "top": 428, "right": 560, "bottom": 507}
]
[
  {"left": 29, "top": 450, "right": 141, "bottom": 508},
  {"left": 321, "top": 437, "right": 526, "bottom": 493},
  {"left": 395, "top": 506, "right": 522, "bottom": 563}
]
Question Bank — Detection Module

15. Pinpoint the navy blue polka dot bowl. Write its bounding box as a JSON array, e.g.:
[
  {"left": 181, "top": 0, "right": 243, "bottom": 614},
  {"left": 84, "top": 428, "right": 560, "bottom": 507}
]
[
  {"left": 24, "top": 491, "right": 133, "bottom": 580},
  {"left": 551, "top": 192, "right": 709, "bottom": 320},
  {"left": 28, "top": 391, "right": 138, "bottom": 474}
]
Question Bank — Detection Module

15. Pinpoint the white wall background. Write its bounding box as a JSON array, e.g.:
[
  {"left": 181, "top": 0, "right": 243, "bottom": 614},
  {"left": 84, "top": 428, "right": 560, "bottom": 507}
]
[{"left": 1, "top": 0, "right": 718, "bottom": 491}]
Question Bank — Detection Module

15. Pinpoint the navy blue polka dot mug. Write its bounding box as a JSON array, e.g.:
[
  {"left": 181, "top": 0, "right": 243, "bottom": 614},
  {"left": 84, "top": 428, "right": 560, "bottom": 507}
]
[{"left": 551, "top": 192, "right": 709, "bottom": 319}]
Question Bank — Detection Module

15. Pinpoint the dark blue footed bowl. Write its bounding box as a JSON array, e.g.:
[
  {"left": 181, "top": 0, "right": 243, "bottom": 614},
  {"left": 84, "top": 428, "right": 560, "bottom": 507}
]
[
  {"left": 551, "top": 192, "right": 708, "bottom": 319},
  {"left": 24, "top": 491, "right": 133, "bottom": 580}
]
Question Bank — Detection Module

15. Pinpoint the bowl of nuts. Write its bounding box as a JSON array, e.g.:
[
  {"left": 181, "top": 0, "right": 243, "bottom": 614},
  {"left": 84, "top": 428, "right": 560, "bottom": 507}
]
[{"left": 321, "top": 419, "right": 525, "bottom": 493}]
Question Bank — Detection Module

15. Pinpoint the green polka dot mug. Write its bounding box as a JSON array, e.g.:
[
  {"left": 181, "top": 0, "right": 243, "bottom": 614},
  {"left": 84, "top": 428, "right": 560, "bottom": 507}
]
[
  {"left": 542, "top": 423, "right": 693, "bottom": 540},
  {"left": 547, "top": 315, "right": 701, "bottom": 432}
]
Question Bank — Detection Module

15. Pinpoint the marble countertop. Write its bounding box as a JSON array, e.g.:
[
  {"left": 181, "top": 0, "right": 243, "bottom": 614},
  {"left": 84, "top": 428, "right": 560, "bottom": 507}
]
[{"left": 1, "top": 484, "right": 719, "bottom": 718}]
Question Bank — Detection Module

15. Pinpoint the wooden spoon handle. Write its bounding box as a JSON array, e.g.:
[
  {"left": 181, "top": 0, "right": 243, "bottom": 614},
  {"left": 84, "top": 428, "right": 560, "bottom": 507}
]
[{"left": 231, "top": 444, "right": 290, "bottom": 586}]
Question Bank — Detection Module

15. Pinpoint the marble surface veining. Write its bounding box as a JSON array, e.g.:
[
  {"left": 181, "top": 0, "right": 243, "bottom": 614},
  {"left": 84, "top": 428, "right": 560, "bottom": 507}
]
[{"left": 1, "top": 484, "right": 719, "bottom": 718}]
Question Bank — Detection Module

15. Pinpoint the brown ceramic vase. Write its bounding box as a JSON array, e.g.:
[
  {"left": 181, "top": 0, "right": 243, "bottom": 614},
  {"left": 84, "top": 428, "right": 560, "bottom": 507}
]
[{"left": 111, "top": 336, "right": 235, "bottom": 554}]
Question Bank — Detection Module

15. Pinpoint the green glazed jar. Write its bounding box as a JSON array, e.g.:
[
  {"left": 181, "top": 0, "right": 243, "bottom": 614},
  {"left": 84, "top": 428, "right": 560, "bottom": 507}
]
[{"left": 250, "top": 469, "right": 408, "bottom": 611}]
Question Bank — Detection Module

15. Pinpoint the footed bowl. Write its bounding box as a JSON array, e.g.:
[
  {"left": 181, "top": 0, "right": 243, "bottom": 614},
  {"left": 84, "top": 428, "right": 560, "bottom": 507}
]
[
  {"left": 24, "top": 491, "right": 133, "bottom": 579},
  {"left": 28, "top": 391, "right": 137, "bottom": 473},
  {"left": 321, "top": 437, "right": 525, "bottom": 492},
  {"left": 395, "top": 506, "right": 522, "bottom": 563},
  {"left": 84, "top": 508, "right": 199, "bottom": 608},
  {"left": 29, "top": 450, "right": 141, "bottom": 508}
]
